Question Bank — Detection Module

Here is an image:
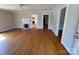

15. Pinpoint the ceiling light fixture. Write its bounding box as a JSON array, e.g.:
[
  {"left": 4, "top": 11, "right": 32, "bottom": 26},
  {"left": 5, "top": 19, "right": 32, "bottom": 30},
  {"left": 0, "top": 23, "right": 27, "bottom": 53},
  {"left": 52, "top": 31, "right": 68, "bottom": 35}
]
[{"left": 16, "top": 4, "right": 28, "bottom": 10}]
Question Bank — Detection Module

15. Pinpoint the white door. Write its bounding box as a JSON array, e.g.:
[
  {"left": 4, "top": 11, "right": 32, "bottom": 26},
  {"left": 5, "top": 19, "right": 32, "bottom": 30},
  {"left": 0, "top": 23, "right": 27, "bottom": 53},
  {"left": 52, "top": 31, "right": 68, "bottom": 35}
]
[
  {"left": 72, "top": 24, "right": 79, "bottom": 55},
  {"left": 61, "top": 5, "right": 79, "bottom": 54}
]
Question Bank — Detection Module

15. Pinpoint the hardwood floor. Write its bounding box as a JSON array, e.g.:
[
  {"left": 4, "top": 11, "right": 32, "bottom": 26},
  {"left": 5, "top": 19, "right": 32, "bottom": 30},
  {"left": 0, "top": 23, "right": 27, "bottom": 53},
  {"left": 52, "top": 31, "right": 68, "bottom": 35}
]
[{"left": 0, "top": 28, "right": 69, "bottom": 55}]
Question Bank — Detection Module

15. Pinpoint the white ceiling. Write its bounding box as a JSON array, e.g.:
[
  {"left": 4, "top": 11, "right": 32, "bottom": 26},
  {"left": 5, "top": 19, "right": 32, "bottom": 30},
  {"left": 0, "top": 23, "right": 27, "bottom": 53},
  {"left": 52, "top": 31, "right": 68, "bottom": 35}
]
[{"left": 0, "top": 4, "right": 57, "bottom": 11}]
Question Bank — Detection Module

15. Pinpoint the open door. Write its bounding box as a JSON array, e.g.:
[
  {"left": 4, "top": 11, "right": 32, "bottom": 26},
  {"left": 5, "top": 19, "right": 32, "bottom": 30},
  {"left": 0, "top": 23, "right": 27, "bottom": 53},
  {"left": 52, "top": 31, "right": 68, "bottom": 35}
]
[
  {"left": 72, "top": 24, "right": 79, "bottom": 55},
  {"left": 61, "top": 5, "right": 79, "bottom": 54}
]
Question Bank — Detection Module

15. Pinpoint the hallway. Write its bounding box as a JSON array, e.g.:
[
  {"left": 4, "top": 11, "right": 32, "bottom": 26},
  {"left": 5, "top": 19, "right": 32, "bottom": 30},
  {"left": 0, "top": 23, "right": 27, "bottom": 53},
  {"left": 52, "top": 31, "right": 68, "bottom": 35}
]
[{"left": 0, "top": 28, "right": 69, "bottom": 55}]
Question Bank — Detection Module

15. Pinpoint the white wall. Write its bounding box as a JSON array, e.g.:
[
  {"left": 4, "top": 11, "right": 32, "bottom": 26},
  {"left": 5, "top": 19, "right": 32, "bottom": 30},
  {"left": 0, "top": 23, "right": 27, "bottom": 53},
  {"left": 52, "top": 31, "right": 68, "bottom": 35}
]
[
  {"left": 14, "top": 11, "right": 52, "bottom": 29},
  {"left": 49, "top": 4, "right": 64, "bottom": 36},
  {"left": 0, "top": 10, "right": 14, "bottom": 32}
]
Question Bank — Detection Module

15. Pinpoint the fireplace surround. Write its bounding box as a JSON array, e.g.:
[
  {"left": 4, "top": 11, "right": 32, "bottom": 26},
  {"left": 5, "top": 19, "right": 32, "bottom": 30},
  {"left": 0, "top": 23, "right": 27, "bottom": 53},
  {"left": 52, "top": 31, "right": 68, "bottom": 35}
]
[{"left": 23, "top": 24, "right": 29, "bottom": 28}]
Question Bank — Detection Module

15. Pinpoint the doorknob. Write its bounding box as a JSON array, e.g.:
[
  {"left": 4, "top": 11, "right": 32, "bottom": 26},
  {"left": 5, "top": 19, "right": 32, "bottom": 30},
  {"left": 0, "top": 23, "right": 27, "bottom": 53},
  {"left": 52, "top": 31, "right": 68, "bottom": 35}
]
[{"left": 74, "top": 35, "right": 79, "bottom": 39}]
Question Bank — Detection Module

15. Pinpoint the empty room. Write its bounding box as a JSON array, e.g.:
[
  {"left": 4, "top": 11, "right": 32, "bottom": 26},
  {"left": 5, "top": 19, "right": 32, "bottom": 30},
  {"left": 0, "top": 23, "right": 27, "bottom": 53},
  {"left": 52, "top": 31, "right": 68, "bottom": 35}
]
[{"left": 0, "top": 4, "right": 79, "bottom": 55}]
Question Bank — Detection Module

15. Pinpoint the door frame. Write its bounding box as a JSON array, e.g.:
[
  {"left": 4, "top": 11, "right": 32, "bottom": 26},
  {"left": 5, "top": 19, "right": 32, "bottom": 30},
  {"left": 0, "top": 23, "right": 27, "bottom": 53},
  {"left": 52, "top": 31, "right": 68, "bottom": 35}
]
[
  {"left": 31, "top": 14, "right": 38, "bottom": 28},
  {"left": 58, "top": 5, "right": 67, "bottom": 35},
  {"left": 42, "top": 13, "right": 50, "bottom": 29}
]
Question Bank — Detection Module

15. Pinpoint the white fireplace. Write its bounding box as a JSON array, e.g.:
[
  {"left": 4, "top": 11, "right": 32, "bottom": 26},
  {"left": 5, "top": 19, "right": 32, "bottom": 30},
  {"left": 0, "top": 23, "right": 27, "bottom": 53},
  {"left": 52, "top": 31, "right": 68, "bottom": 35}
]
[{"left": 21, "top": 18, "right": 30, "bottom": 29}]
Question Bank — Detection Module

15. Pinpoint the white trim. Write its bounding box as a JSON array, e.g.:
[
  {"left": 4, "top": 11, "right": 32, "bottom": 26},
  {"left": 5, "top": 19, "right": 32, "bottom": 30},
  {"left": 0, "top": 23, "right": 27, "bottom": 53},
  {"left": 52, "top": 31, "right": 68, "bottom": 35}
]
[
  {"left": 57, "top": 5, "right": 67, "bottom": 35},
  {"left": 42, "top": 13, "right": 50, "bottom": 29},
  {"left": 37, "top": 27, "right": 43, "bottom": 29},
  {"left": 0, "top": 27, "right": 14, "bottom": 32},
  {"left": 15, "top": 10, "right": 52, "bottom": 13},
  {"left": 0, "top": 23, "right": 15, "bottom": 32},
  {"left": 61, "top": 5, "right": 70, "bottom": 54},
  {"left": 61, "top": 41, "right": 71, "bottom": 54},
  {"left": 31, "top": 14, "right": 38, "bottom": 28}
]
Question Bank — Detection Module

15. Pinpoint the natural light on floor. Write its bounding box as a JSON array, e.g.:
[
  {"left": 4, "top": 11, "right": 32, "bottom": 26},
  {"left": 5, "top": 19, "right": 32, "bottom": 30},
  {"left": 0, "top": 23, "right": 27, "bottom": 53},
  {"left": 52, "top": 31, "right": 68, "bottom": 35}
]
[{"left": 0, "top": 35, "right": 6, "bottom": 42}]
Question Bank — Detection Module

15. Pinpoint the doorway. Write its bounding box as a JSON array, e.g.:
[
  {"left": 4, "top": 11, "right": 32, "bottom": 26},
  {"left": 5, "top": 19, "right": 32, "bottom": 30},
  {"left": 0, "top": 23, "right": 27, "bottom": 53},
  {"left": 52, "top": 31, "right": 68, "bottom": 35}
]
[
  {"left": 58, "top": 7, "right": 66, "bottom": 41},
  {"left": 31, "top": 14, "right": 38, "bottom": 28},
  {"left": 43, "top": 14, "right": 49, "bottom": 30}
]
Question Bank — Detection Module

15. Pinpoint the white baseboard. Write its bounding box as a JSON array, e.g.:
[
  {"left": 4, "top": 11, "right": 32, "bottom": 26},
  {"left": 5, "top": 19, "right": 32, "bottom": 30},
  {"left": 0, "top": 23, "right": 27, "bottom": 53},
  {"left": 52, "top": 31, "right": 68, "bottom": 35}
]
[
  {"left": 37, "top": 27, "right": 43, "bottom": 29},
  {"left": 0, "top": 27, "right": 14, "bottom": 32},
  {"left": 50, "top": 28, "right": 58, "bottom": 36},
  {"left": 0, "top": 24, "right": 14, "bottom": 32},
  {"left": 61, "top": 41, "right": 71, "bottom": 54}
]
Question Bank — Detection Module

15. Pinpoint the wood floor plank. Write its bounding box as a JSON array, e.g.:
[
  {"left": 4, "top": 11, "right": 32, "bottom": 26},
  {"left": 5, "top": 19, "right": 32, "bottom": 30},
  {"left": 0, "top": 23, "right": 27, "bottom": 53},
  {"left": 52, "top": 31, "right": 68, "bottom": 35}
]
[{"left": 0, "top": 28, "right": 69, "bottom": 55}]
